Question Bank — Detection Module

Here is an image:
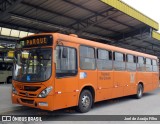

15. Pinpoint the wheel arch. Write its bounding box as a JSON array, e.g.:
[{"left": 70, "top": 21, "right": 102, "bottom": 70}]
[
  {"left": 138, "top": 82, "right": 144, "bottom": 89},
  {"left": 78, "top": 85, "right": 96, "bottom": 106}
]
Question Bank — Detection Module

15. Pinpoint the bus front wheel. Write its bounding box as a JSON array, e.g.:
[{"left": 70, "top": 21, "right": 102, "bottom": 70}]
[
  {"left": 77, "top": 90, "right": 93, "bottom": 113},
  {"left": 136, "top": 84, "right": 143, "bottom": 99}
]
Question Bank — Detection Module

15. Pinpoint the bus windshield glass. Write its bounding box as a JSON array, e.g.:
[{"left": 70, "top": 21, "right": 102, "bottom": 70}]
[{"left": 13, "top": 48, "right": 52, "bottom": 82}]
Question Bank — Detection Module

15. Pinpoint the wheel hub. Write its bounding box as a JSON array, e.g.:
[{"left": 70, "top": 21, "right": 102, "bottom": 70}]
[
  {"left": 138, "top": 87, "right": 142, "bottom": 96},
  {"left": 82, "top": 95, "right": 90, "bottom": 108}
]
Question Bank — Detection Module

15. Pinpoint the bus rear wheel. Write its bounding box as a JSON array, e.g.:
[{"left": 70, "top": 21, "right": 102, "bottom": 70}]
[
  {"left": 77, "top": 90, "right": 92, "bottom": 113},
  {"left": 136, "top": 84, "right": 143, "bottom": 99}
]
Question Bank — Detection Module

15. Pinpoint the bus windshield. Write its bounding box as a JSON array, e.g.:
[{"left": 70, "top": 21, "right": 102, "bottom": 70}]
[{"left": 13, "top": 48, "right": 52, "bottom": 82}]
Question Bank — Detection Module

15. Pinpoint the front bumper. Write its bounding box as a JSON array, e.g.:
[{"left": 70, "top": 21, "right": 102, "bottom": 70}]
[{"left": 12, "top": 93, "right": 54, "bottom": 111}]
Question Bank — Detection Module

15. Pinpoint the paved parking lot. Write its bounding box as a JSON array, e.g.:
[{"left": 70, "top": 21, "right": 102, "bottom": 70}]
[
  {"left": 0, "top": 84, "right": 160, "bottom": 123},
  {"left": 0, "top": 84, "right": 22, "bottom": 113}
]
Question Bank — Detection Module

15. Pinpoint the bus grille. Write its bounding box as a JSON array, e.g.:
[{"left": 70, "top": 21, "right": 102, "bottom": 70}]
[
  {"left": 24, "top": 86, "right": 40, "bottom": 91},
  {"left": 19, "top": 92, "right": 37, "bottom": 97},
  {"left": 20, "top": 98, "right": 34, "bottom": 104}
]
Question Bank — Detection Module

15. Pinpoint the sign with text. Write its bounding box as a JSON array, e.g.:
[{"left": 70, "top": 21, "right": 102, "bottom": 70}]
[{"left": 18, "top": 35, "right": 53, "bottom": 48}]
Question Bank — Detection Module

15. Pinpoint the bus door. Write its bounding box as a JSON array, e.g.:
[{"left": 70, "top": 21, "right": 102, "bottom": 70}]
[
  {"left": 54, "top": 42, "right": 79, "bottom": 110},
  {"left": 97, "top": 49, "right": 113, "bottom": 101},
  {"left": 78, "top": 46, "right": 97, "bottom": 100}
]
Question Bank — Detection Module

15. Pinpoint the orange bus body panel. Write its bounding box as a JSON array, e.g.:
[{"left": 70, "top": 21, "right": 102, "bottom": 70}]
[{"left": 12, "top": 33, "right": 159, "bottom": 111}]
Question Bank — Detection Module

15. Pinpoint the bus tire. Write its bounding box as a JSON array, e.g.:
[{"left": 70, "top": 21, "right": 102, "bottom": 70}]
[
  {"left": 7, "top": 77, "right": 12, "bottom": 84},
  {"left": 136, "top": 84, "right": 143, "bottom": 99},
  {"left": 77, "top": 90, "right": 92, "bottom": 113}
]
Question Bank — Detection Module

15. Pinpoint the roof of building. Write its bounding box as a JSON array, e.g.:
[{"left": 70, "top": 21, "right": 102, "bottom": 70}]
[{"left": 0, "top": 0, "right": 160, "bottom": 57}]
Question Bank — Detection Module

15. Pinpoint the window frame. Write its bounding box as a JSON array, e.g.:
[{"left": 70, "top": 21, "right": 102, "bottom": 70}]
[
  {"left": 113, "top": 51, "right": 126, "bottom": 71},
  {"left": 55, "top": 45, "right": 78, "bottom": 78},
  {"left": 152, "top": 59, "right": 157, "bottom": 66},
  {"left": 97, "top": 48, "right": 112, "bottom": 60},
  {"left": 145, "top": 58, "right": 152, "bottom": 72},
  {"left": 79, "top": 45, "right": 96, "bottom": 70},
  {"left": 113, "top": 51, "right": 125, "bottom": 62},
  {"left": 137, "top": 56, "right": 146, "bottom": 72},
  {"left": 137, "top": 56, "right": 145, "bottom": 64},
  {"left": 126, "top": 54, "right": 136, "bottom": 63},
  {"left": 97, "top": 48, "right": 113, "bottom": 70},
  {"left": 146, "top": 58, "right": 152, "bottom": 65},
  {"left": 126, "top": 54, "right": 137, "bottom": 72},
  {"left": 152, "top": 59, "right": 158, "bottom": 72}
]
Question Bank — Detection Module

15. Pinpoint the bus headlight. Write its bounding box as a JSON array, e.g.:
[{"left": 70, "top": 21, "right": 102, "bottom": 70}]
[
  {"left": 38, "top": 86, "right": 53, "bottom": 98},
  {"left": 12, "top": 85, "right": 17, "bottom": 95}
]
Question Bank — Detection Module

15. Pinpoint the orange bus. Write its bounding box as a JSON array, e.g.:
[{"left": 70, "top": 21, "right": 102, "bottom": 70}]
[{"left": 10, "top": 33, "right": 159, "bottom": 113}]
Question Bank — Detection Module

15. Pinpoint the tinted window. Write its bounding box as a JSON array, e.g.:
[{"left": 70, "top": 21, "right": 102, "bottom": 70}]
[
  {"left": 115, "top": 52, "right": 124, "bottom": 62},
  {"left": 152, "top": 60, "right": 157, "bottom": 66},
  {"left": 98, "top": 49, "right": 111, "bottom": 60},
  {"left": 126, "top": 54, "right": 136, "bottom": 71},
  {"left": 137, "top": 56, "right": 145, "bottom": 71},
  {"left": 127, "top": 54, "right": 134, "bottom": 63},
  {"left": 80, "top": 46, "right": 96, "bottom": 70},
  {"left": 152, "top": 59, "right": 158, "bottom": 72},
  {"left": 56, "top": 46, "right": 77, "bottom": 77},
  {"left": 146, "top": 58, "right": 152, "bottom": 72},
  {"left": 114, "top": 52, "right": 125, "bottom": 71},
  {"left": 146, "top": 58, "right": 151, "bottom": 65},
  {"left": 138, "top": 57, "right": 144, "bottom": 64},
  {"left": 97, "top": 49, "right": 112, "bottom": 70},
  {"left": 80, "top": 46, "right": 94, "bottom": 58}
]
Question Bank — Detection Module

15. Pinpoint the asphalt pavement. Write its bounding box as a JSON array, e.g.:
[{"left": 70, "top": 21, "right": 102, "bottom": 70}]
[{"left": 0, "top": 84, "right": 160, "bottom": 124}]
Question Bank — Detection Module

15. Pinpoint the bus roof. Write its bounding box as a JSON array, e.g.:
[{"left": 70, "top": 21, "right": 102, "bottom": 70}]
[
  {"left": 25, "top": 33, "right": 158, "bottom": 60},
  {"left": 55, "top": 33, "right": 157, "bottom": 60}
]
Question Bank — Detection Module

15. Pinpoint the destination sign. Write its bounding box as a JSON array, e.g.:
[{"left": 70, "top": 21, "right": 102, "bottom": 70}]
[{"left": 18, "top": 35, "right": 53, "bottom": 48}]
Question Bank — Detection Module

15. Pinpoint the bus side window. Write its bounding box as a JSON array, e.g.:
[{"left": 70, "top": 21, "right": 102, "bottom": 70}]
[
  {"left": 152, "top": 59, "right": 158, "bottom": 72},
  {"left": 113, "top": 52, "right": 125, "bottom": 71},
  {"left": 126, "top": 54, "right": 136, "bottom": 71},
  {"left": 137, "top": 56, "right": 145, "bottom": 72},
  {"left": 146, "top": 58, "right": 152, "bottom": 72},
  {"left": 97, "top": 49, "right": 112, "bottom": 70},
  {"left": 56, "top": 46, "right": 77, "bottom": 77},
  {"left": 80, "top": 46, "right": 96, "bottom": 70}
]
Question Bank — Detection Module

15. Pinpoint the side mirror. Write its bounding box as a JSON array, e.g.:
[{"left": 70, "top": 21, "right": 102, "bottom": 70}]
[
  {"left": 7, "top": 51, "right": 14, "bottom": 58},
  {"left": 62, "top": 47, "right": 68, "bottom": 58}
]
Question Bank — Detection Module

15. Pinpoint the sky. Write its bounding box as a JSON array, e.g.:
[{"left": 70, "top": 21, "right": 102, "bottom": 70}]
[{"left": 122, "top": 0, "right": 160, "bottom": 32}]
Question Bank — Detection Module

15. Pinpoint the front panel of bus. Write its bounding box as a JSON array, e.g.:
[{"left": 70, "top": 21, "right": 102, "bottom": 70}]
[{"left": 12, "top": 34, "right": 56, "bottom": 110}]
